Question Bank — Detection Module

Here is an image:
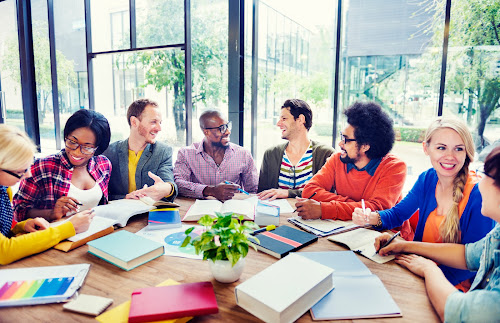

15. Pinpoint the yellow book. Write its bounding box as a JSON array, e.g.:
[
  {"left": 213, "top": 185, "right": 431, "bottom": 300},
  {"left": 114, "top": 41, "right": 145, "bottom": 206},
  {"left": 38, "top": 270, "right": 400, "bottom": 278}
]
[{"left": 95, "top": 279, "right": 192, "bottom": 323}]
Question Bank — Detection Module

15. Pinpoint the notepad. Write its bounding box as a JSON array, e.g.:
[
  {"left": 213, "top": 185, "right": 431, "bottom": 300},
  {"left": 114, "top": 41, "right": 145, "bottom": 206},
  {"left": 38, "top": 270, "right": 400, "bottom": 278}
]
[
  {"left": 63, "top": 294, "right": 113, "bottom": 316},
  {"left": 327, "top": 227, "right": 395, "bottom": 264},
  {"left": 299, "top": 251, "right": 402, "bottom": 320},
  {"left": 0, "top": 264, "right": 90, "bottom": 307}
]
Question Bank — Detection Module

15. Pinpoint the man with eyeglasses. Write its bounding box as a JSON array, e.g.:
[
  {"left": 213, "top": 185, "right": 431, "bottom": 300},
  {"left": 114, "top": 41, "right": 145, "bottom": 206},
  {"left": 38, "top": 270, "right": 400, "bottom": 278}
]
[
  {"left": 296, "top": 102, "right": 410, "bottom": 234},
  {"left": 174, "top": 110, "right": 258, "bottom": 201},
  {"left": 103, "top": 99, "right": 177, "bottom": 202},
  {"left": 257, "top": 99, "right": 334, "bottom": 200}
]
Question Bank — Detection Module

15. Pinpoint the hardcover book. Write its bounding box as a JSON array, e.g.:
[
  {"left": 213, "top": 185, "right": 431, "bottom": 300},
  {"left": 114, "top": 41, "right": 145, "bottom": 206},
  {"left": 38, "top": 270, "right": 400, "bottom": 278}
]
[
  {"left": 249, "top": 225, "right": 318, "bottom": 258},
  {"left": 128, "top": 281, "right": 218, "bottom": 323},
  {"left": 87, "top": 230, "right": 164, "bottom": 271}
]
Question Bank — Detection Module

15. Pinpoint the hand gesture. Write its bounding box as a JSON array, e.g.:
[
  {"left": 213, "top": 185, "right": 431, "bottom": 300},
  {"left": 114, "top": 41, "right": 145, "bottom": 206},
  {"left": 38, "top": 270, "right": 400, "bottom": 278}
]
[
  {"left": 257, "top": 188, "right": 288, "bottom": 201},
  {"left": 294, "top": 197, "right": 322, "bottom": 219},
  {"left": 24, "top": 218, "right": 50, "bottom": 232},
  {"left": 68, "top": 209, "right": 95, "bottom": 233},
  {"left": 52, "top": 196, "right": 81, "bottom": 220},
  {"left": 126, "top": 172, "right": 173, "bottom": 201},
  {"left": 374, "top": 232, "right": 406, "bottom": 256},
  {"left": 205, "top": 182, "right": 239, "bottom": 201},
  {"left": 352, "top": 207, "right": 378, "bottom": 225}
]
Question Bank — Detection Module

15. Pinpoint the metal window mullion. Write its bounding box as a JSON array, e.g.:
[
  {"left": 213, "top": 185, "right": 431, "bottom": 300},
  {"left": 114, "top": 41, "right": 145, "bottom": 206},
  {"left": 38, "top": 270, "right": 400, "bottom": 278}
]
[
  {"left": 332, "top": 0, "right": 343, "bottom": 146},
  {"left": 437, "top": 0, "right": 452, "bottom": 116},
  {"left": 184, "top": 0, "right": 192, "bottom": 145},
  {"left": 47, "top": 0, "right": 61, "bottom": 149},
  {"left": 250, "top": 0, "right": 259, "bottom": 158},
  {"left": 84, "top": 0, "right": 95, "bottom": 110}
]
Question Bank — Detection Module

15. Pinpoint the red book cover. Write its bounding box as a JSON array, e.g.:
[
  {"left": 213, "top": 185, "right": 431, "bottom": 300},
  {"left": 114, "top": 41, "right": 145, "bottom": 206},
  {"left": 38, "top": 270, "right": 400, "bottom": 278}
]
[{"left": 128, "top": 281, "right": 219, "bottom": 323}]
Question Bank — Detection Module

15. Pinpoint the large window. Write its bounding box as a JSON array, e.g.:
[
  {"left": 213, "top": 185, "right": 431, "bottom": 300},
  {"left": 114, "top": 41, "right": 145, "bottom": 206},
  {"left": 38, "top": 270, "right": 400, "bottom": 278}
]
[{"left": 0, "top": 0, "right": 24, "bottom": 130}]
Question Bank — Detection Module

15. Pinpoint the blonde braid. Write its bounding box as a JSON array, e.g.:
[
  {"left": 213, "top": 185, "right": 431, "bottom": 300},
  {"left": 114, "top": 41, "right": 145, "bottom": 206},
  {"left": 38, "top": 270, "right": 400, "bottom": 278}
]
[{"left": 439, "top": 159, "right": 469, "bottom": 243}]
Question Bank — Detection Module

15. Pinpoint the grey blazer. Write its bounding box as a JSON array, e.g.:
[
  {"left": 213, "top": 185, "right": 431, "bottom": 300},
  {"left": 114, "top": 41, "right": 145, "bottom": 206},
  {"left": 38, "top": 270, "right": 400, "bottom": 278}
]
[{"left": 103, "top": 139, "right": 178, "bottom": 202}]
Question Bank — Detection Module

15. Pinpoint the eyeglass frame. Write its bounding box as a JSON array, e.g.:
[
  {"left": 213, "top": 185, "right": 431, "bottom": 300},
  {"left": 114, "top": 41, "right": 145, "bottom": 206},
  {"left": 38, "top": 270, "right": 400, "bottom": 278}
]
[
  {"left": 204, "top": 121, "right": 232, "bottom": 134},
  {"left": 2, "top": 168, "right": 29, "bottom": 180},
  {"left": 64, "top": 138, "right": 98, "bottom": 155},
  {"left": 339, "top": 131, "right": 356, "bottom": 144}
]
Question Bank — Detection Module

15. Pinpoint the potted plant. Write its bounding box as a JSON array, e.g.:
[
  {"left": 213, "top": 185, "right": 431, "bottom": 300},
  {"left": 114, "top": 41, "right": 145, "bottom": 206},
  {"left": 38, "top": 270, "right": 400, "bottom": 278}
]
[{"left": 181, "top": 213, "right": 259, "bottom": 283}]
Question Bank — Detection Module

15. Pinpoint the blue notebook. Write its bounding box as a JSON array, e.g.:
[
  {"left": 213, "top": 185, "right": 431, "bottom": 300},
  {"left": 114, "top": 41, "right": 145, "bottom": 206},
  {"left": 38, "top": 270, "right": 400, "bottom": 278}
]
[
  {"left": 147, "top": 209, "right": 181, "bottom": 230},
  {"left": 298, "top": 251, "right": 402, "bottom": 320},
  {"left": 87, "top": 230, "right": 164, "bottom": 271}
]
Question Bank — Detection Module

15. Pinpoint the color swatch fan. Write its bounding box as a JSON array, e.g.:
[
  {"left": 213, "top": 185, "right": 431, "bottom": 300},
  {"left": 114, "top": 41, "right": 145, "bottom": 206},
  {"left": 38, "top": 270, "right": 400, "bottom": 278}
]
[{"left": 0, "top": 264, "right": 90, "bottom": 307}]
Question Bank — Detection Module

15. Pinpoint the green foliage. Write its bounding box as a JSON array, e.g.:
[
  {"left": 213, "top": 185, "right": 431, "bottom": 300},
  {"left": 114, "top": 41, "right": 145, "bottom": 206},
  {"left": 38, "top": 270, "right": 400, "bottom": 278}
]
[
  {"left": 181, "top": 213, "right": 259, "bottom": 267},
  {"left": 394, "top": 127, "right": 426, "bottom": 143}
]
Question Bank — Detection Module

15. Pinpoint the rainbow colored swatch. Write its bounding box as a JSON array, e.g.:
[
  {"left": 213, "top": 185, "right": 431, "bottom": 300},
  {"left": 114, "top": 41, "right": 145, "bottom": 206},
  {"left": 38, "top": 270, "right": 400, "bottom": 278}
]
[{"left": 0, "top": 277, "right": 74, "bottom": 301}]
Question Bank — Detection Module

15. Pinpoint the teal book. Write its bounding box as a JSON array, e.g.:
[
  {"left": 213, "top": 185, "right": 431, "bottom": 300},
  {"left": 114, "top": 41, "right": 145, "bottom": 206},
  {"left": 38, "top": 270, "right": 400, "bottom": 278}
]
[
  {"left": 299, "top": 251, "right": 402, "bottom": 320},
  {"left": 87, "top": 230, "right": 164, "bottom": 271}
]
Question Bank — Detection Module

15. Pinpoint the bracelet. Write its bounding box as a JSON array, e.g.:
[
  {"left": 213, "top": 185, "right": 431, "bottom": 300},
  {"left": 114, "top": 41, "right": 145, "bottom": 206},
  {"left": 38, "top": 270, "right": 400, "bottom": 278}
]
[{"left": 374, "top": 212, "right": 383, "bottom": 228}]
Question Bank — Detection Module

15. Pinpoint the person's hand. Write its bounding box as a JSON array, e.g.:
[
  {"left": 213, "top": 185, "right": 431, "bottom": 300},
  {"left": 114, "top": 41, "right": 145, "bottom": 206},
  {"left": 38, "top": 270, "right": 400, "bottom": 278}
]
[
  {"left": 127, "top": 172, "right": 173, "bottom": 201},
  {"left": 24, "top": 218, "right": 50, "bottom": 232},
  {"left": 257, "top": 188, "right": 288, "bottom": 201},
  {"left": 375, "top": 232, "right": 406, "bottom": 256},
  {"left": 352, "top": 207, "right": 379, "bottom": 225},
  {"left": 203, "top": 182, "right": 240, "bottom": 201},
  {"left": 295, "top": 197, "right": 322, "bottom": 219},
  {"left": 52, "top": 196, "right": 81, "bottom": 220},
  {"left": 68, "top": 209, "right": 95, "bottom": 233},
  {"left": 395, "top": 254, "right": 439, "bottom": 278}
]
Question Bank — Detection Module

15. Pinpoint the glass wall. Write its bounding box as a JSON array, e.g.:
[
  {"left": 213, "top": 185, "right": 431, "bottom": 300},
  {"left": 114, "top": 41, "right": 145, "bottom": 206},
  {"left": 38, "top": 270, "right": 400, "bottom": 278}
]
[
  {"left": 252, "top": 0, "right": 336, "bottom": 166},
  {"left": 340, "top": 0, "right": 443, "bottom": 187},
  {"left": 0, "top": 0, "right": 24, "bottom": 130},
  {"left": 445, "top": 1, "right": 500, "bottom": 160}
]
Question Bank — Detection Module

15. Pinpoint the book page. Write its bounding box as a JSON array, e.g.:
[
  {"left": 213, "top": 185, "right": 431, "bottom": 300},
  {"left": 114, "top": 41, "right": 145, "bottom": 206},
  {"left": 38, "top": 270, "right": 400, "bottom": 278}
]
[
  {"left": 67, "top": 216, "right": 117, "bottom": 242},
  {"left": 356, "top": 243, "right": 395, "bottom": 264},
  {"left": 220, "top": 199, "right": 254, "bottom": 220},
  {"left": 94, "top": 200, "right": 155, "bottom": 227},
  {"left": 183, "top": 200, "right": 223, "bottom": 221},
  {"left": 291, "top": 217, "right": 349, "bottom": 233}
]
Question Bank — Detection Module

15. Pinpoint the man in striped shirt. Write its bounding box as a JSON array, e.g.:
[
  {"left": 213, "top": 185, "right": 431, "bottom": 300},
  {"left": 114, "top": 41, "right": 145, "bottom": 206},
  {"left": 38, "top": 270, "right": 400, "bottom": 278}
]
[
  {"left": 174, "top": 110, "right": 258, "bottom": 201},
  {"left": 257, "top": 99, "right": 334, "bottom": 200}
]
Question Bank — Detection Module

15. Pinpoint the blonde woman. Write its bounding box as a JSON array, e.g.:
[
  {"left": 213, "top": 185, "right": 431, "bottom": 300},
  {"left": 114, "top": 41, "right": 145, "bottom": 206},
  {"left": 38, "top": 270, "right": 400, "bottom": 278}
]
[
  {"left": 0, "top": 125, "right": 94, "bottom": 265},
  {"left": 353, "top": 117, "right": 495, "bottom": 291}
]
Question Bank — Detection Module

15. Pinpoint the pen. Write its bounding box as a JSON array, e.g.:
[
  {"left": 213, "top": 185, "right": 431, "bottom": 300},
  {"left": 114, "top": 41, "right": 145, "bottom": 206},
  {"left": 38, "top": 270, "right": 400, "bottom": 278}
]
[
  {"left": 224, "top": 181, "right": 249, "bottom": 195},
  {"left": 251, "top": 224, "right": 276, "bottom": 235},
  {"left": 376, "top": 231, "right": 401, "bottom": 254},
  {"left": 361, "top": 198, "right": 367, "bottom": 222},
  {"left": 293, "top": 192, "right": 317, "bottom": 213}
]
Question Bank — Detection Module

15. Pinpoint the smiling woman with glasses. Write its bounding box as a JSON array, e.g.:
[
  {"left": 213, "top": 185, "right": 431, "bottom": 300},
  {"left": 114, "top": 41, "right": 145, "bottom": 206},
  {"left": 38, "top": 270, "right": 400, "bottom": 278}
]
[
  {"left": 13, "top": 109, "right": 112, "bottom": 223},
  {"left": 0, "top": 124, "right": 94, "bottom": 265}
]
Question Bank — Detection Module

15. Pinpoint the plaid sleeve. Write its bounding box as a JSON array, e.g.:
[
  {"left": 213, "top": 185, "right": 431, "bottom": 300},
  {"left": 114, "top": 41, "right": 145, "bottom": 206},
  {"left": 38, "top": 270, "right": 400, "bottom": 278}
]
[{"left": 13, "top": 163, "right": 43, "bottom": 221}]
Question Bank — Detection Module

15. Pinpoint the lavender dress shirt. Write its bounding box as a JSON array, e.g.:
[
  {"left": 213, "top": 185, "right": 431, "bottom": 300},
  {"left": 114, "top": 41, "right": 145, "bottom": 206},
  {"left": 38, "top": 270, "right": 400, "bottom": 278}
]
[{"left": 174, "top": 141, "right": 258, "bottom": 198}]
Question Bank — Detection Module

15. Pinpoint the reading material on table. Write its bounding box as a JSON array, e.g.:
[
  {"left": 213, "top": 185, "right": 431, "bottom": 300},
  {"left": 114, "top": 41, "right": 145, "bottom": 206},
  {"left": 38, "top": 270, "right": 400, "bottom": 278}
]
[
  {"left": 249, "top": 225, "right": 318, "bottom": 259},
  {"left": 183, "top": 199, "right": 255, "bottom": 221},
  {"left": 288, "top": 217, "right": 360, "bottom": 237},
  {"left": 0, "top": 264, "right": 90, "bottom": 307},
  {"left": 62, "top": 294, "right": 113, "bottom": 316},
  {"left": 128, "top": 281, "right": 218, "bottom": 323},
  {"left": 96, "top": 279, "right": 192, "bottom": 323},
  {"left": 235, "top": 253, "right": 334, "bottom": 323},
  {"left": 327, "top": 227, "right": 395, "bottom": 264},
  {"left": 146, "top": 208, "right": 181, "bottom": 230},
  {"left": 299, "top": 251, "right": 402, "bottom": 320},
  {"left": 87, "top": 230, "right": 164, "bottom": 271}
]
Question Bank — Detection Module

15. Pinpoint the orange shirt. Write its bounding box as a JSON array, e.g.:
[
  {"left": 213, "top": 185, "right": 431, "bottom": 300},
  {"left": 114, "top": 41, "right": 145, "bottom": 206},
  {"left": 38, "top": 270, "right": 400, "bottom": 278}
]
[{"left": 302, "top": 153, "right": 407, "bottom": 221}]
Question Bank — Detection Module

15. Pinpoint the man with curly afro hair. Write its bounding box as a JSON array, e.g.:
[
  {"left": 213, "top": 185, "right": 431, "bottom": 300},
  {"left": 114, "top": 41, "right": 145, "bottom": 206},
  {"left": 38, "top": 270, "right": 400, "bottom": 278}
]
[{"left": 295, "top": 101, "right": 412, "bottom": 238}]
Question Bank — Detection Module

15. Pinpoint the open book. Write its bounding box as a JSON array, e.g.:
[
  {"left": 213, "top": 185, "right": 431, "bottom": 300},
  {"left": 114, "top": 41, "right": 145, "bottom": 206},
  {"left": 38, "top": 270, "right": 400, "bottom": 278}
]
[
  {"left": 52, "top": 198, "right": 177, "bottom": 252},
  {"left": 327, "top": 228, "right": 395, "bottom": 264}
]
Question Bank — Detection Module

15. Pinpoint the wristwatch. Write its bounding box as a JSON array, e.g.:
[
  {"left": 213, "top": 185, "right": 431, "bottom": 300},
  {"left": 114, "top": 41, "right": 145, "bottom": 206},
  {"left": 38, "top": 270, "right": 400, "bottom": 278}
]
[{"left": 374, "top": 212, "right": 383, "bottom": 228}]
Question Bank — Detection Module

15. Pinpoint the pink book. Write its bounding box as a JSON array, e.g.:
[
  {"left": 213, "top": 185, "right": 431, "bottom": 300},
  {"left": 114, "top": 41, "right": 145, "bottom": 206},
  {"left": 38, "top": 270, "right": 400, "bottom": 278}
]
[{"left": 128, "top": 281, "right": 218, "bottom": 323}]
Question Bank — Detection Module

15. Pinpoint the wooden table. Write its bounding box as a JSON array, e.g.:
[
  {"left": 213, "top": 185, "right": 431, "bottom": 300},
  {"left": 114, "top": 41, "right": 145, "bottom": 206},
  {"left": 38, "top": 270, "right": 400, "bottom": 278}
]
[{"left": 0, "top": 197, "right": 439, "bottom": 322}]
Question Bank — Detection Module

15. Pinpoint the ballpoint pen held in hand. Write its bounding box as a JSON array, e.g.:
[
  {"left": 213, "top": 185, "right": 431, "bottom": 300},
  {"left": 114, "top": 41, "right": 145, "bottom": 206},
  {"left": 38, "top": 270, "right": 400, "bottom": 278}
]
[
  {"left": 293, "top": 192, "right": 317, "bottom": 213},
  {"left": 376, "top": 231, "right": 401, "bottom": 254}
]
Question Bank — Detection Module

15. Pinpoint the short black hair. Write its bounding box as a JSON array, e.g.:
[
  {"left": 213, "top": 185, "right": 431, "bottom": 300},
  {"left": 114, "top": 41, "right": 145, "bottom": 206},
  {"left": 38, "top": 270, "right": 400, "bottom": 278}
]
[
  {"left": 199, "top": 110, "right": 223, "bottom": 129},
  {"left": 282, "top": 99, "right": 312, "bottom": 131},
  {"left": 484, "top": 145, "right": 500, "bottom": 189},
  {"left": 344, "top": 101, "right": 395, "bottom": 159},
  {"left": 63, "top": 109, "right": 111, "bottom": 155}
]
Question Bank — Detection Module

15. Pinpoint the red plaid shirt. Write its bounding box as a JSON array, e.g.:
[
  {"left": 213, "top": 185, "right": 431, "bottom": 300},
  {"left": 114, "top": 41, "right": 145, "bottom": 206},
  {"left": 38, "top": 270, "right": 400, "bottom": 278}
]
[{"left": 13, "top": 150, "right": 112, "bottom": 221}]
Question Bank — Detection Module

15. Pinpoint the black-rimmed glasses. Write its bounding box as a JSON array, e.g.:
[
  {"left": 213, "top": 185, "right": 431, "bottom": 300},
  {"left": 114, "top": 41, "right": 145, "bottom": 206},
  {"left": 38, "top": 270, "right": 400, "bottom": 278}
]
[
  {"left": 2, "top": 168, "right": 28, "bottom": 179},
  {"left": 65, "top": 138, "right": 98, "bottom": 155},
  {"left": 339, "top": 131, "right": 356, "bottom": 144},
  {"left": 204, "top": 121, "right": 232, "bottom": 134}
]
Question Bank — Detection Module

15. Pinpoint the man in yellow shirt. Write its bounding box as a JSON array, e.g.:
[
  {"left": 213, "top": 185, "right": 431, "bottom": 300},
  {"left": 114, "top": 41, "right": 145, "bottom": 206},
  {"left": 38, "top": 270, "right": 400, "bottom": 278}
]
[{"left": 104, "top": 99, "right": 177, "bottom": 202}]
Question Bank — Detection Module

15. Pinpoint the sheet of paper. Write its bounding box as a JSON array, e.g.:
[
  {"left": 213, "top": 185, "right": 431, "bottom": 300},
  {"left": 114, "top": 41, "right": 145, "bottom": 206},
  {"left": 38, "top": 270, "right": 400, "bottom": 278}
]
[
  {"left": 183, "top": 200, "right": 222, "bottom": 220},
  {"left": 68, "top": 216, "right": 117, "bottom": 242},
  {"left": 291, "top": 216, "right": 350, "bottom": 233},
  {"left": 135, "top": 225, "right": 204, "bottom": 260},
  {"left": 328, "top": 227, "right": 382, "bottom": 250},
  {"left": 357, "top": 243, "right": 395, "bottom": 264}
]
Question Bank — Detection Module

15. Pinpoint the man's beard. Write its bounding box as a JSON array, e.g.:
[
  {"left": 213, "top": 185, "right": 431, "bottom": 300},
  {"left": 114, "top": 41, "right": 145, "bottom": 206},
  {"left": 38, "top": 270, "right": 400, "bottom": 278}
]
[
  {"left": 211, "top": 140, "right": 229, "bottom": 149},
  {"left": 139, "top": 124, "right": 156, "bottom": 144},
  {"left": 340, "top": 150, "right": 360, "bottom": 165}
]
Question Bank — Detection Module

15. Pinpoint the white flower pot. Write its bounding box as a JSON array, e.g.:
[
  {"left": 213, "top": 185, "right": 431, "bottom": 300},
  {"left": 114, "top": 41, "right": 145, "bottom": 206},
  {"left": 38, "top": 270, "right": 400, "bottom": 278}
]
[{"left": 208, "top": 257, "right": 245, "bottom": 283}]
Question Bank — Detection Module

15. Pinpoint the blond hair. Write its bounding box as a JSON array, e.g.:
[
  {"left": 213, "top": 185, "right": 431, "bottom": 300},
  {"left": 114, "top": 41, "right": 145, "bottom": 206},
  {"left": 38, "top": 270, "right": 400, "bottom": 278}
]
[
  {"left": 424, "top": 117, "right": 475, "bottom": 243},
  {"left": 0, "top": 125, "right": 36, "bottom": 170}
]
